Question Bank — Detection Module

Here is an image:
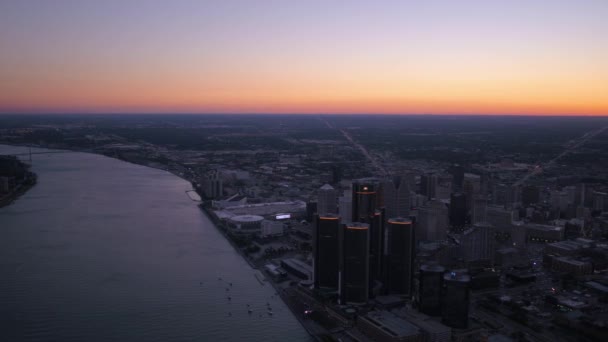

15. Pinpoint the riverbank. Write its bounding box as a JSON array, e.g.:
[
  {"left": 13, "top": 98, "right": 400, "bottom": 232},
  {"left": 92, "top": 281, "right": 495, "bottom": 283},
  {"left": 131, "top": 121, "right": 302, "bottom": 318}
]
[
  {"left": 0, "top": 154, "right": 37, "bottom": 208},
  {"left": 1, "top": 143, "right": 318, "bottom": 340},
  {"left": 198, "top": 204, "right": 259, "bottom": 270},
  {"left": 198, "top": 202, "right": 329, "bottom": 341},
  {"left": 0, "top": 178, "right": 36, "bottom": 208},
  {"left": 0, "top": 144, "right": 311, "bottom": 341}
]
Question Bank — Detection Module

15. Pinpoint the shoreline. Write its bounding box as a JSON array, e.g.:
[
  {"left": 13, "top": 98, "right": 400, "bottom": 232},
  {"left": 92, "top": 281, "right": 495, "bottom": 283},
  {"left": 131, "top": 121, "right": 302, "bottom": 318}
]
[
  {"left": 0, "top": 143, "right": 319, "bottom": 340},
  {"left": 0, "top": 180, "right": 36, "bottom": 208},
  {"left": 0, "top": 149, "right": 38, "bottom": 208}
]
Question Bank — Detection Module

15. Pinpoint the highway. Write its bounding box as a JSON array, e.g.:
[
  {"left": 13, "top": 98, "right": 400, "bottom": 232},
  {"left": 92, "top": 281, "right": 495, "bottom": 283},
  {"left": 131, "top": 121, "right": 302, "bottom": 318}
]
[
  {"left": 318, "top": 116, "right": 389, "bottom": 176},
  {"left": 514, "top": 125, "right": 608, "bottom": 186}
]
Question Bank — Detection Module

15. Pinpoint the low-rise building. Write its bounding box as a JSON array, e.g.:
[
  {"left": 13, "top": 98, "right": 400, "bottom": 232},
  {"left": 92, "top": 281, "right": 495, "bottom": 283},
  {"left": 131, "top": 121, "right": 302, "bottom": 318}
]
[
  {"left": 280, "top": 258, "right": 312, "bottom": 280},
  {"left": 261, "top": 220, "right": 284, "bottom": 237},
  {"left": 358, "top": 310, "right": 423, "bottom": 342},
  {"left": 526, "top": 223, "right": 564, "bottom": 242},
  {"left": 549, "top": 256, "right": 593, "bottom": 276}
]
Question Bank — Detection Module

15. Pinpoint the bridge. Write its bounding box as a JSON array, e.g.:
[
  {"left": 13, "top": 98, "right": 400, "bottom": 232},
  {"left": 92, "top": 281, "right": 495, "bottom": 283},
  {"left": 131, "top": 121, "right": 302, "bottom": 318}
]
[
  {"left": 4, "top": 151, "right": 71, "bottom": 156},
  {"left": 1, "top": 147, "right": 73, "bottom": 164}
]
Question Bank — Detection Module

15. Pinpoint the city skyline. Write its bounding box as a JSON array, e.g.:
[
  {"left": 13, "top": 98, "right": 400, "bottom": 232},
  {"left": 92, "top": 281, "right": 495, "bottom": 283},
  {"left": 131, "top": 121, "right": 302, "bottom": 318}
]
[{"left": 1, "top": 0, "right": 607, "bottom": 116}]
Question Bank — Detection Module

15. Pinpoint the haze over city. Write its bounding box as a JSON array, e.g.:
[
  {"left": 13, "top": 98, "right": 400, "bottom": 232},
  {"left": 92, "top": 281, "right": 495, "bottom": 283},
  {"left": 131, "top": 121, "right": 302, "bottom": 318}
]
[{"left": 1, "top": 0, "right": 607, "bottom": 115}]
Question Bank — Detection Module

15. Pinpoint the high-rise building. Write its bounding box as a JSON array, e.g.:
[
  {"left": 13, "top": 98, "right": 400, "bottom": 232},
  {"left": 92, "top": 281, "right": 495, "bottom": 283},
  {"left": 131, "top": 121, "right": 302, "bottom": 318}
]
[
  {"left": 486, "top": 205, "right": 518, "bottom": 229},
  {"left": 419, "top": 264, "right": 445, "bottom": 316},
  {"left": 313, "top": 214, "right": 340, "bottom": 290},
  {"left": 339, "top": 222, "right": 370, "bottom": 304},
  {"left": 593, "top": 191, "right": 608, "bottom": 212},
  {"left": 575, "top": 183, "right": 587, "bottom": 207},
  {"left": 460, "top": 223, "right": 495, "bottom": 264},
  {"left": 435, "top": 175, "right": 453, "bottom": 201},
  {"left": 338, "top": 194, "right": 353, "bottom": 225},
  {"left": 521, "top": 185, "right": 540, "bottom": 207},
  {"left": 463, "top": 173, "right": 481, "bottom": 210},
  {"left": 317, "top": 184, "right": 337, "bottom": 215},
  {"left": 352, "top": 178, "right": 381, "bottom": 223},
  {"left": 449, "top": 192, "right": 467, "bottom": 230},
  {"left": 550, "top": 189, "right": 570, "bottom": 213},
  {"left": 369, "top": 209, "right": 385, "bottom": 294},
  {"left": 450, "top": 164, "right": 465, "bottom": 192},
  {"left": 492, "top": 183, "right": 520, "bottom": 209},
  {"left": 351, "top": 178, "right": 390, "bottom": 297},
  {"left": 383, "top": 175, "right": 411, "bottom": 220},
  {"left": 420, "top": 173, "right": 438, "bottom": 199},
  {"left": 202, "top": 170, "right": 223, "bottom": 199},
  {"left": 306, "top": 200, "right": 317, "bottom": 222},
  {"left": 331, "top": 163, "right": 343, "bottom": 184},
  {"left": 471, "top": 195, "right": 488, "bottom": 224},
  {"left": 441, "top": 272, "right": 471, "bottom": 329},
  {"left": 417, "top": 200, "right": 449, "bottom": 242},
  {"left": 386, "top": 218, "right": 415, "bottom": 296}
]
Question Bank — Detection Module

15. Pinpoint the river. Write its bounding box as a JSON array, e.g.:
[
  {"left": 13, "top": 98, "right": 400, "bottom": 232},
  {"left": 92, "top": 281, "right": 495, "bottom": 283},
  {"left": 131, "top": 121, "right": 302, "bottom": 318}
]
[{"left": 0, "top": 145, "right": 311, "bottom": 342}]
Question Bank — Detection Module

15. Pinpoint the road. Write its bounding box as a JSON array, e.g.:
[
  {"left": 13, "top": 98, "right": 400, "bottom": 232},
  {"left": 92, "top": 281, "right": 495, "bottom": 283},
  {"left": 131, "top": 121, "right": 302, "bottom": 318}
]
[
  {"left": 318, "top": 116, "right": 389, "bottom": 176},
  {"left": 514, "top": 125, "right": 608, "bottom": 186}
]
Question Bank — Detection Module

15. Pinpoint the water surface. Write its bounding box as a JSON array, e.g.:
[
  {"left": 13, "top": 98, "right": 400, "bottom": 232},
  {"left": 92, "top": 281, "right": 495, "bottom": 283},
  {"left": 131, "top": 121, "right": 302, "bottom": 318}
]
[{"left": 0, "top": 145, "right": 310, "bottom": 342}]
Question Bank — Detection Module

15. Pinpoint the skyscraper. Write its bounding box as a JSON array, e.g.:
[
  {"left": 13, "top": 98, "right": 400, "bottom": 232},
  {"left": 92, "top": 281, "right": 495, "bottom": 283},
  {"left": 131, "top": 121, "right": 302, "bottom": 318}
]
[
  {"left": 369, "top": 209, "right": 384, "bottom": 296},
  {"left": 383, "top": 175, "right": 411, "bottom": 219},
  {"left": 522, "top": 185, "right": 540, "bottom": 207},
  {"left": 463, "top": 173, "right": 481, "bottom": 210},
  {"left": 449, "top": 192, "right": 467, "bottom": 231},
  {"left": 419, "top": 264, "right": 446, "bottom": 316},
  {"left": 202, "top": 169, "right": 223, "bottom": 199},
  {"left": 417, "top": 200, "right": 449, "bottom": 242},
  {"left": 351, "top": 178, "right": 381, "bottom": 223},
  {"left": 351, "top": 178, "right": 387, "bottom": 297},
  {"left": 317, "top": 184, "right": 337, "bottom": 215},
  {"left": 386, "top": 218, "right": 415, "bottom": 296},
  {"left": 339, "top": 222, "right": 370, "bottom": 304},
  {"left": 313, "top": 214, "right": 341, "bottom": 290},
  {"left": 420, "top": 173, "right": 437, "bottom": 199},
  {"left": 339, "top": 192, "right": 353, "bottom": 225},
  {"left": 450, "top": 164, "right": 465, "bottom": 192},
  {"left": 441, "top": 272, "right": 471, "bottom": 329},
  {"left": 460, "top": 223, "right": 495, "bottom": 264},
  {"left": 471, "top": 195, "right": 488, "bottom": 224}
]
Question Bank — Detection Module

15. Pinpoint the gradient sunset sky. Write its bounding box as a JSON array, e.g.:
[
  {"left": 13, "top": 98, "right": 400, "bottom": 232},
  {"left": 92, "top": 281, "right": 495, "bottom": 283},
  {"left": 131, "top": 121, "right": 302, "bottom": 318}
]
[{"left": 1, "top": 0, "right": 607, "bottom": 115}]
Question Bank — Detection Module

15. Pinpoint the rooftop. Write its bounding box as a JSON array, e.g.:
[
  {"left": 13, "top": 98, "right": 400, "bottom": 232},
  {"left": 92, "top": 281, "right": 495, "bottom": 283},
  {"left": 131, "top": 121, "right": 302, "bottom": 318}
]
[
  {"left": 363, "top": 311, "right": 420, "bottom": 338},
  {"left": 230, "top": 215, "right": 264, "bottom": 223},
  {"left": 319, "top": 183, "right": 334, "bottom": 190}
]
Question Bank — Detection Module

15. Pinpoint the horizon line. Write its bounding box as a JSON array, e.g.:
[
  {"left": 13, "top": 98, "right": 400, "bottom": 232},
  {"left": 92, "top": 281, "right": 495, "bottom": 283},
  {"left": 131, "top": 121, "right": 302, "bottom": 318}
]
[{"left": 1, "top": 112, "right": 607, "bottom": 118}]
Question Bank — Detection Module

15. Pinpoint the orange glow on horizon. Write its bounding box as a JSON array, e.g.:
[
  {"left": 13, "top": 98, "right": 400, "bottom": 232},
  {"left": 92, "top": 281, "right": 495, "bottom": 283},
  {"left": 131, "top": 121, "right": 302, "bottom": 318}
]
[
  {"left": 1, "top": 1, "right": 607, "bottom": 116},
  {"left": 2, "top": 64, "right": 606, "bottom": 115}
]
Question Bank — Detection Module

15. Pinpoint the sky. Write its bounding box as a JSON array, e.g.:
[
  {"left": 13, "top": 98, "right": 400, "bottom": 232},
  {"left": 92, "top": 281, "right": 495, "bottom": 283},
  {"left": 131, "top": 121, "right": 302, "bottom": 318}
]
[{"left": 1, "top": 0, "right": 607, "bottom": 115}]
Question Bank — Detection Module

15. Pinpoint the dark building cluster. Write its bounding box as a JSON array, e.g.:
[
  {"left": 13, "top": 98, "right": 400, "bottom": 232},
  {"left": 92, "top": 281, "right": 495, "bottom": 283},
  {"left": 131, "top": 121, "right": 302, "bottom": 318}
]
[
  {"left": 309, "top": 166, "right": 608, "bottom": 341},
  {"left": 4, "top": 115, "right": 608, "bottom": 341},
  {"left": 0, "top": 155, "right": 36, "bottom": 206},
  {"left": 312, "top": 177, "right": 474, "bottom": 334}
]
